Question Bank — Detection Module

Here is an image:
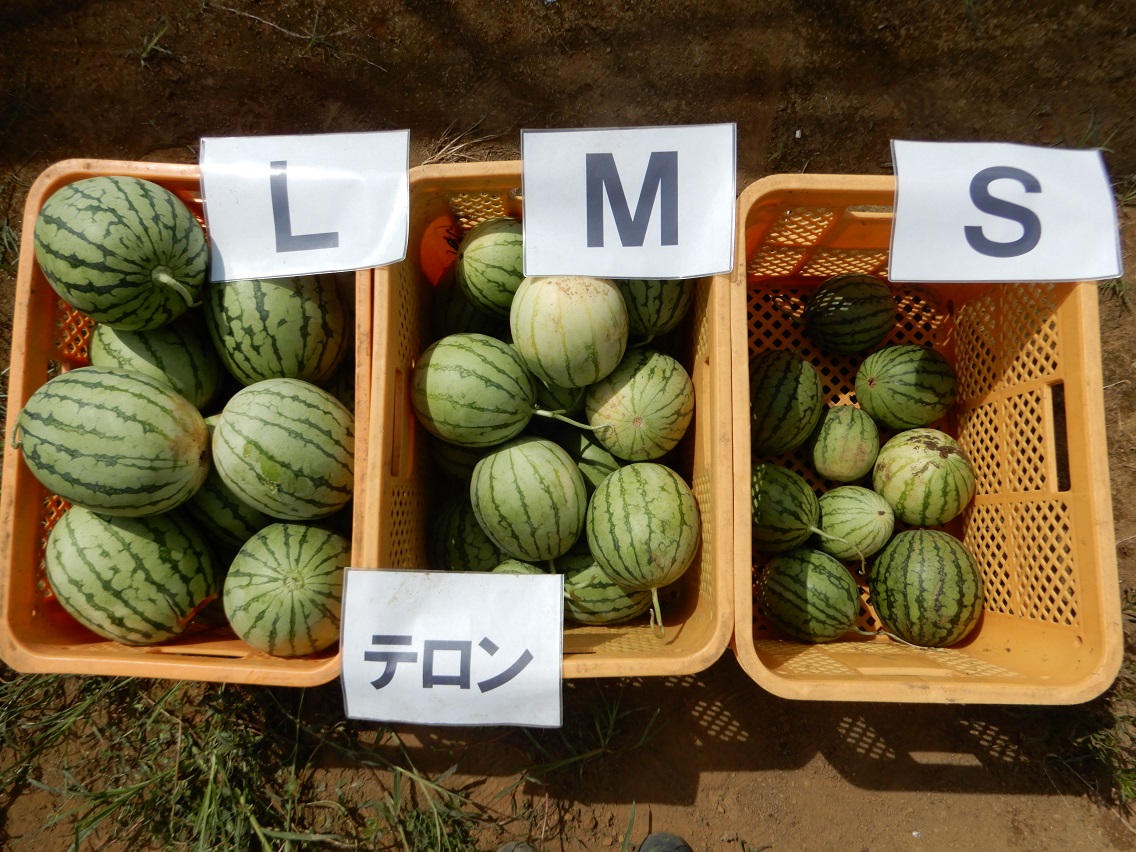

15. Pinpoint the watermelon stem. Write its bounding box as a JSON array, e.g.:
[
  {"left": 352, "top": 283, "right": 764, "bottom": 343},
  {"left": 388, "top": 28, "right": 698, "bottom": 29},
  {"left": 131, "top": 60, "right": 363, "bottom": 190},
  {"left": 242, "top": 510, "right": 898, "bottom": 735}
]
[
  {"left": 533, "top": 408, "right": 603, "bottom": 432},
  {"left": 152, "top": 267, "right": 200, "bottom": 307},
  {"left": 649, "top": 588, "right": 665, "bottom": 639},
  {"left": 855, "top": 626, "right": 940, "bottom": 650},
  {"left": 809, "top": 525, "right": 867, "bottom": 575}
]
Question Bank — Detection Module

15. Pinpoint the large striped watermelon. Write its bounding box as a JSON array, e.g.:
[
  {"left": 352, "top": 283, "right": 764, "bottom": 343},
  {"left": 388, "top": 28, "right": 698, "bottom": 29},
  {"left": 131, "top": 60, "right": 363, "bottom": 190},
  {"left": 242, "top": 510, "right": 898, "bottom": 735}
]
[
  {"left": 749, "top": 349, "right": 826, "bottom": 456},
  {"left": 760, "top": 548, "right": 860, "bottom": 643},
  {"left": 616, "top": 278, "right": 694, "bottom": 344},
  {"left": 814, "top": 486, "right": 894, "bottom": 564},
  {"left": 212, "top": 378, "right": 354, "bottom": 521},
  {"left": 869, "top": 529, "right": 984, "bottom": 647},
  {"left": 810, "top": 404, "right": 879, "bottom": 483},
  {"left": 13, "top": 366, "right": 209, "bottom": 516},
  {"left": 584, "top": 348, "right": 694, "bottom": 461},
  {"left": 33, "top": 175, "right": 206, "bottom": 330},
  {"left": 411, "top": 333, "right": 538, "bottom": 448},
  {"left": 855, "top": 344, "right": 958, "bottom": 429},
  {"left": 455, "top": 217, "right": 525, "bottom": 317},
  {"left": 510, "top": 275, "right": 629, "bottom": 389},
  {"left": 428, "top": 494, "right": 503, "bottom": 571},
  {"left": 470, "top": 436, "right": 588, "bottom": 562},
  {"left": 45, "top": 505, "right": 218, "bottom": 645},
  {"left": 801, "top": 274, "right": 896, "bottom": 353},
  {"left": 223, "top": 522, "right": 349, "bottom": 657},
  {"left": 206, "top": 274, "right": 349, "bottom": 386},
  {"left": 872, "top": 428, "right": 976, "bottom": 526},
  {"left": 750, "top": 463, "right": 821, "bottom": 554},
  {"left": 89, "top": 314, "right": 222, "bottom": 410}
]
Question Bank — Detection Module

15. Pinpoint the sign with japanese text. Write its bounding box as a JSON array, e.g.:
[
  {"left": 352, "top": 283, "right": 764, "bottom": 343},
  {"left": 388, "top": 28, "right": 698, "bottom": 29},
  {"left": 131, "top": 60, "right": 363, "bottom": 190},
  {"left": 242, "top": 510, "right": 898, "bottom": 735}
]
[
  {"left": 889, "top": 140, "right": 1122, "bottom": 282},
  {"left": 199, "top": 130, "right": 410, "bottom": 282},
  {"left": 340, "top": 569, "right": 564, "bottom": 727},
  {"left": 520, "top": 124, "right": 736, "bottom": 279}
]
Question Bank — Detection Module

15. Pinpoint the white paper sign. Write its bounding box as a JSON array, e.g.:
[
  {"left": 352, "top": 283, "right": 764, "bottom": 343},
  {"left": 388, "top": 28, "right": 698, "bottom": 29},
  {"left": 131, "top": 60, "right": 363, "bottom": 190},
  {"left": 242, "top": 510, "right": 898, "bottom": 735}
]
[
  {"left": 340, "top": 570, "right": 564, "bottom": 727},
  {"left": 200, "top": 131, "right": 410, "bottom": 281},
  {"left": 520, "top": 124, "right": 736, "bottom": 279},
  {"left": 889, "top": 140, "right": 1122, "bottom": 282}
]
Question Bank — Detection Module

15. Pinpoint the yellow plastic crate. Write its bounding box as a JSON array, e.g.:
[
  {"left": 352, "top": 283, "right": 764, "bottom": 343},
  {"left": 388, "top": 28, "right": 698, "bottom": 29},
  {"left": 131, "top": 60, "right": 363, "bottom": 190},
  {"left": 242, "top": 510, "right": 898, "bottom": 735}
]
[
  {"left": 728, "top": 174, "right": 1123, "bottom": 704},
  {"left": 358, "top": 161, "right": 734, "bottom": 678}
]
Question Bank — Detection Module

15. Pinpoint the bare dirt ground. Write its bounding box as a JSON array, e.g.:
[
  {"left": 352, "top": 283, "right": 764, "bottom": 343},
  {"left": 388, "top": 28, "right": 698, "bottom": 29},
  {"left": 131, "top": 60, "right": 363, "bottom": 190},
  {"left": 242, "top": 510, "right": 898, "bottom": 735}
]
[{"left": 2, "top": 1, "right": 1136, "bottom": 849}]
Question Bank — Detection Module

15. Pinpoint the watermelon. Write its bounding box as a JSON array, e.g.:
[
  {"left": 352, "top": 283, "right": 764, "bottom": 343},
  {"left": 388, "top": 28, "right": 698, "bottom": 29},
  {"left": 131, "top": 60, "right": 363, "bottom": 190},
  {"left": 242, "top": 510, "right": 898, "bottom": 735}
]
[
  {"left": 561, "top": 559, "right": 652, "bottom": 626},
  {"left": 33, "top": 175, "right": 207, "bottom": 331},
  {"left": 212, "top": 378, "right": 354, "bottom": 521},
  {"left": 13, "top": 366, "right": 209, "bottom": 517},
  {"left": 585, "top": 462, "right": 700, "bottom": 633},
  {"left": 869, "top": 529, "right": 984, "bottom": 647},
  {"left": 814, "top": 486, "right": 894, "bottom": 563},
  {"left": 872, "top": 428, "right": 976, "bottom": 527},
  {"left": 810, "top": 405, "right": 879, "bottom": 483},
  {"left": 44, "top": 505, "right": 218, "bottom": 645},
  {"left": 411, "top": 333, "right": 538, "bottom": 448},
  {"left": 492, "top": 559, "right": 546, "bottom": 575},
  {"left": 760, "top": 548, "right": 861, "bottom": 643},
  {"left": 428, "top": 494, "right": 502, "bottom": 571},
  {"left": 749, "top": 349, "right": 826, "bottom": 456},
  {"left": 455, "top": 217, "right": 525, "bottom": 317},
  {"left": 430, "top": 270, "right": 511, "bottom": 342},
  {"left": 545, "top": 423, "right": 622, "bottom": 494},
  {"left": 205, "top": 274, "right": 349, "bottom": 386},
  {"left": 470, "top": 436, "right": 588, "bottom": 562},
  {"left": 750, "top": 463, "right": 821, "bottom": 554},
  {"left": 616, "top": 278, "right": 694, "bottom": 344},
  {"left": 535, "top": 380, "right": 586, "bottom": 419},
  {"left": 584, "top": 348, "right": 694, "bottom": 461},
  {"left": 429, "top": 435, "right": 490, "bottom": 481},
  {"left": 509, "top": 275, "right": 629, "bottom": 389},
  {"left": 89, "top": 314, "right": 222, "bottom": 410},
  {"left": 855, "top": 344, "right": 958, "bottom": 430},
  {"left": 801, "top": 274, "right": 896, "bottom": 353},
  {"left": 223, "top": 522, "right": 349, "bottom": 657}
]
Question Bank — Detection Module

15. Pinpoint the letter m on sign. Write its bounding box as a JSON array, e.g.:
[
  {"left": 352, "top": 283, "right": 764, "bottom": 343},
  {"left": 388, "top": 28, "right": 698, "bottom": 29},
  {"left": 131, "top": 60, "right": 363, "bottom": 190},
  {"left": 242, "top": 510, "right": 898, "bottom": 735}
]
[{"left": 585, "top": 151, "right": 679, "bottom": 248}]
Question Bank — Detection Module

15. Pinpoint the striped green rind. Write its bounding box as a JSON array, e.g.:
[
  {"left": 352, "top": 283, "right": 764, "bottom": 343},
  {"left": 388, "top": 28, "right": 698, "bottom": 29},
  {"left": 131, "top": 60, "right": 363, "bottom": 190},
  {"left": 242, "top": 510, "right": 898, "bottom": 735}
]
[
  {"left": 90, "top": 314, "right": 222, "bottom": 409},
  {"left": 802, "top": 274, "right": 896, "bottom": 353},
  {"left": 411, "top": 333, "right": 537, "bottom": 448},
  {"left": 545, "top": 423, "right": 623, "bottom": 494},
  {"left": 430, "top": 435, "right": 491, "bottom": 481},
  {"left": 814, "top": 486, "right": 894, "bottom": 562},
  {"left": 585, "top": 462, "right": 700, "bottom": 592},
  {"left": 510, "top": 275, "right": 629, "bottom": 389},
  {"left": 749, "top": 349, "right": 826, "bottom": 456},
  {"left": 428, "top": 494, "right": 503, "bottom": 571},
  {"left": 562, "top": 559, "right": 652, "bottom": 626},
  {"left": 760, "top": 548, "right": 860, "bottom": 643},
  {"left": 810, "top": 405, "right": 879, "bottom": 482},
  {"left": 14, "top": 366, "right": 209, "bottom": 516},
  {"left": 615, "top": 278, "right": 695, "bottom": 344},
  {"left": 585, "top": 348, "right": 694, "bottom": 462},
  {"left": 493, "top": 559, "right": 546, "bottom": 575},
  {"left": 223, "top": 522, "right": 348, "bottom": 657},
  {"left": 33, "top": 175, "right": 206, "bottom": 330},
  {"left": 431, "top": 271, "right": 511, "bottom": 342},
  {"left": 855, "top": 344, "right": 958, "bottom": 430},
  {"left": 535, "top": 380, "right": 586, "bottom": 419},
  {"left": 213, "top": 378, "right": 354, "bottom": 521},
  {"left": 750, "top": 463, "right": 820, "bottom": 554},
  {"left": 872, "top": 428, "right": 976, "bottom": 526},
  {"left": 869, "top": 529, "right": 984, "bottom": 647},
  {"left": 455, "top": 218, "right": 525, "bottom": 317},
  {"left": 206, "top": 274, "right": 349, "bottom": 386},
  {"left": 45, "top": 505, "right": 218, "bottom": 645},
  {"left": 470, "top": 436, "right": 588, "bottom": 562}
]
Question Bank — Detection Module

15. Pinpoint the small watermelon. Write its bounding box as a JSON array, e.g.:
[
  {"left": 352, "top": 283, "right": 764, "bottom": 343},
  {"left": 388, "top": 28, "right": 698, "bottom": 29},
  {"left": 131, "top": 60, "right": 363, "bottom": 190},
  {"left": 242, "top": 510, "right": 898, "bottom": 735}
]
[
  {"left": 223, "top": 522, "right": 349, "bottom": 657},
  {"left": 869, "top": 529, "right": 984, "bottom": 647},
  {"left": 801, "top": 274, "right": 896, "bottom": 353},
  {"left": 33, "top": 175, "right": 207, "bottom": 330},
  {"left": 749, "top": 349, "right": 826, "bottom": 456},
  {"left": 455, "top": 217, "right": 525, "bottom": 317},
  {"left": 750, "top": 463, "right": 821, "bottom": 554},
  {"left": 616, "top": 278, "right": 695, "bottom": 344},
  {"left": 760, "top": 548, "right": 861, "bottom": 643},
  {"left": 428, "top": 494, "right": 502, "bottom": 571},
  {"left": 492, "top": 559, "right": 546, "bottom": 575},
  {"left": 872, "top": 428, "right": 977, "bottom": 527},
  {"left": 810, "top": 405, "right": 879, "bottom": 482},
  {"left": 814, "top": 486, "right": 894, "bottom": 563},
  {"left": 430, "top": 270, "right": 512, "bottom": 343},
  {"left": 561, "top": 558, "right": 652, "bottom": 626},
  {"left": 855, "top": 344, "right": 958, "bottom": 430}
]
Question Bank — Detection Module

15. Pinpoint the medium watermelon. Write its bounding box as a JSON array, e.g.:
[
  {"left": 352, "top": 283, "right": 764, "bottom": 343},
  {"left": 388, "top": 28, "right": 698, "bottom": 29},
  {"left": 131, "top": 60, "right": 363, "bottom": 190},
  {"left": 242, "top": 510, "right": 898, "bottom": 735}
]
[
  {"left": 212, "top": 378, "right": 354, "bottom": 521},
  {"left": 760, "top": 548, "right": 861, "bottom": 643},
  {"left": 428, "top": 494, "right": 503, "bottom": 571},
  {"left": 492, "top": 559, "right": 546, "bottom": 575},
  {"left": 455, "top": 217, "right": 525, "bottom": 317},
  {"left": 814, "top": 486, "right": 894, "bottom": 563},
  {"left": 545, "top": 423, "right": 622, "bottom": 494},
  {"left": 616, "top": 278, "right": 694, "bottom": 344},
  {"left": 33, "top": 175, "right": 206, "bottom": 330},
  {"left": 810, "top": 405, "right": 879, "bottom": 483},
  {"left": 561, "top": 556, "right": 652, "bottom": 626},
  {"left": 584, "top": 348, "right": 694, "bottom": 461},
  {"left": 223, "top": 522, "right": 349, "bottom": 657},
  {"left": 855, "top": 344, "right": 958, "bottom": 429},
  {"left": 749, "top": 349, "right": 826, "bottom": 456},
  {"left": 750, "top": 463, "right": 821, "bottom": 554},
  {"left": 45, "top": 505, "right": 218, "bottom": 645},
  {"left": 869, "top": 529, "right": 984, "bottom": 647},
  {"left": 872, "top": 428, "right": 976, "bottom": 527},
  {"left": 801, "top": 274, "right": 896, "bottom": 353},
  {"left": 13, "top": 366, "right": 209, "bottom": 516},
  {"left": 510, "top": 275, "right": 629, "bottom": 389}
]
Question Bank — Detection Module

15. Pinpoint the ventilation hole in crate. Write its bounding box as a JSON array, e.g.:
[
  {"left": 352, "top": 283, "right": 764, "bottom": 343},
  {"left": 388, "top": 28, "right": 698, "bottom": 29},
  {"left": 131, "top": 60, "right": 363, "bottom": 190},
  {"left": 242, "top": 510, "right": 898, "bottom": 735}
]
[
  {"left": 765, "top": 207, "right": 838, "bottom": 246},
  {"left": 958, "top": 404, "right": 1001, "bottom": 496},
  {"left": 801, "top": 249, "right": 888, "bottom": 278},
  {"left": 1007, "top": 390, "right": 1048, "bottom": 492},
  {"left": 1050, "top": 382, "right": 1071, "bottom": 492},
  {"left": 748, "top": 246, "right": 809, "bottom": 278},
  {"left": 449, "top": 192, "right": 509, "bottom": 229},
  {"left": 55, "top": 303, "right": 94, "bottom": 363}
]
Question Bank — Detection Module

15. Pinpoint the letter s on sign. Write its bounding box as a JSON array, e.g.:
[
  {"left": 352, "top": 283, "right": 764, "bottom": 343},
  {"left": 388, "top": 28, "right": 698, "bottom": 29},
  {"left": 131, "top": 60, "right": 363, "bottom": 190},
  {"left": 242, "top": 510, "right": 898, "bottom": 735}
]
[{"left": 963, "top": 166, "right": 1042, "bottom": 258}]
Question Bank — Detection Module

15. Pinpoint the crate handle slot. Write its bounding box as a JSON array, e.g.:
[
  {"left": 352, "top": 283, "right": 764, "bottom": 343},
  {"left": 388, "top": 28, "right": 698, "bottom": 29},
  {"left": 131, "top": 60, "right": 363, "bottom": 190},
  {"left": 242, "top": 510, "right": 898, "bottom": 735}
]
[
  {"left": 389, "top": 367, "right": 411, "bottom": 479},
  {"left": 1048, "top": 381, "right": 1072, "bottom": 492}
]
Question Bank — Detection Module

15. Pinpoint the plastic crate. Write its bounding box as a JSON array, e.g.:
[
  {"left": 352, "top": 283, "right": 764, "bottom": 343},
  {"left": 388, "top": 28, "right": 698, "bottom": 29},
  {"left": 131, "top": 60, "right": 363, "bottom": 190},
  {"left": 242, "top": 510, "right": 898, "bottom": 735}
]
[
  {"left": 0, "top": 159, "right": 372, "bottom": 685},
  {"left": 357, "top": 160, "right": 734, "bottom": 678},
  {"left": 729, "top": 174, "right": 1123, "bottom": 704}
]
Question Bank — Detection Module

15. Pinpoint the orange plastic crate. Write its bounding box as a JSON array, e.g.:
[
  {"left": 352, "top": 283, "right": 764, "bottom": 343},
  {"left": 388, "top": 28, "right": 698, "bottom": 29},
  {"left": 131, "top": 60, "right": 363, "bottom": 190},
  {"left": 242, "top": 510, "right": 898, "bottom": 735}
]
[
  {"left": 0, "top": 159, "right": 373, "bottom": 685},
  {"left": 728, "top": 174, "right": 1123, "bottom": 703},
  {"left": 357, "top": 161, "right": 734, "bottom": 678}
]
